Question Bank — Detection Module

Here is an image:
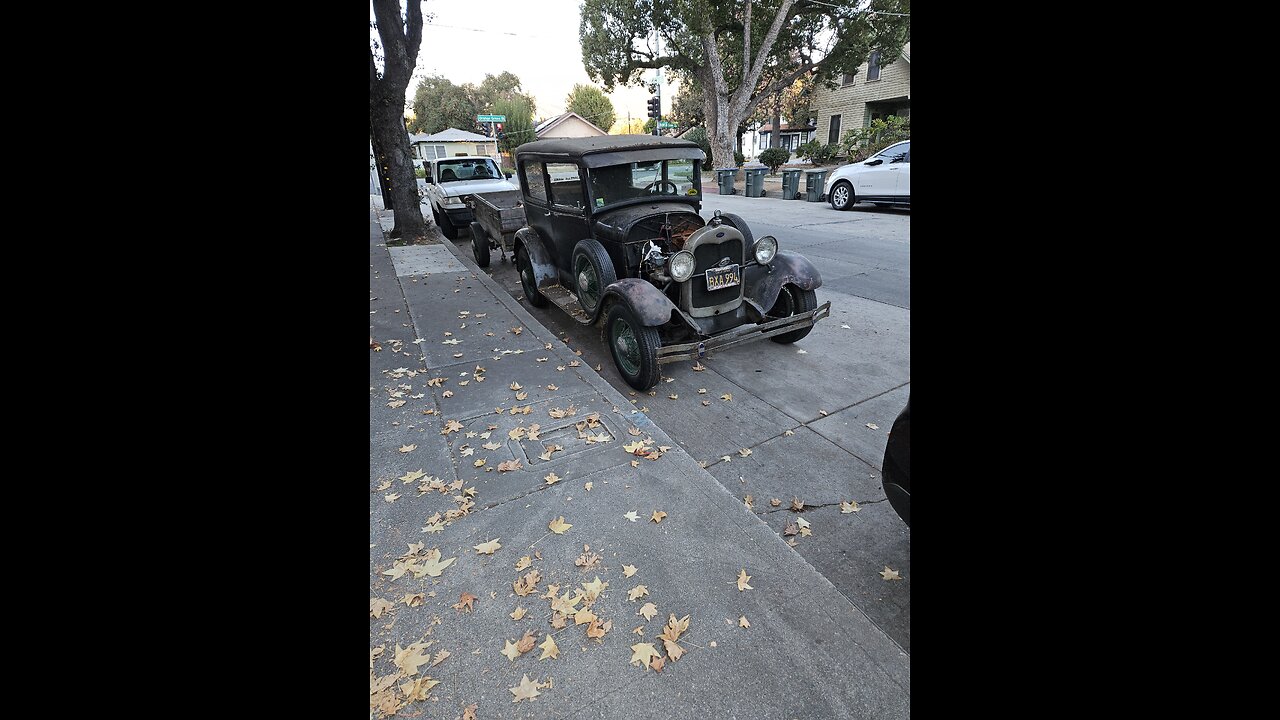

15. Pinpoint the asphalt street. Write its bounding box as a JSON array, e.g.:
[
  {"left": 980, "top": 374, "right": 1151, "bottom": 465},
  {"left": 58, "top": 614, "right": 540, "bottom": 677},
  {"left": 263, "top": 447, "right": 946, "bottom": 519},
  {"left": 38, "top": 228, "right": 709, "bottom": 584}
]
[{"left": 448, "top": 189, "right": 912, "bottom": 651}]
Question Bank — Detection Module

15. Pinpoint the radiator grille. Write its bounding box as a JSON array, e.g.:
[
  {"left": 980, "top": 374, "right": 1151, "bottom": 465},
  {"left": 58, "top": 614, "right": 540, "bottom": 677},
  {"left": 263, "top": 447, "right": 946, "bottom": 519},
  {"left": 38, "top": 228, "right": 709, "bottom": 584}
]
[{"left": 690, "top": 239, "right": 744, "bottom": 308}]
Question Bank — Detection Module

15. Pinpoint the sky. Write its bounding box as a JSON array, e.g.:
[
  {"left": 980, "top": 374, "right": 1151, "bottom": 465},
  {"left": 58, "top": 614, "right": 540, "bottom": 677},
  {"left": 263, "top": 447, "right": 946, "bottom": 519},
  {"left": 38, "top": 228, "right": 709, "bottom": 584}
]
[{"left": 410, "top": 0, "right": 681, "bottom": 131}]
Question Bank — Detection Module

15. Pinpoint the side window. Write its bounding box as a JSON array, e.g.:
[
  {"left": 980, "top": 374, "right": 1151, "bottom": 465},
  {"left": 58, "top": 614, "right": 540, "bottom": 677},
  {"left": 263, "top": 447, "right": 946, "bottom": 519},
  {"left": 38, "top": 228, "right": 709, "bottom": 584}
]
[
  {"left": 880, "top": 142, "right": 909, "bottom": 163},
  {"left": 546, "top": 163, "right": 585, "bottom": 210},
  {"left": 867, "top": 51, "right": 881, "bottom": 81},
  {"left": 523, "top": 162, "right": 547, "bottom": 203}
]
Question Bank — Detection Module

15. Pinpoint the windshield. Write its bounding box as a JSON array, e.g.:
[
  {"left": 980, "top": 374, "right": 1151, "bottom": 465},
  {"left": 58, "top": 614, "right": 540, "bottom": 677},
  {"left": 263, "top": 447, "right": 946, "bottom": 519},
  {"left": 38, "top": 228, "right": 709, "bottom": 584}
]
[
  {"left": 587, "top": 158, "right": 700, "bottom": 209},
  {"left": 437, "top": 158, "right": 500, "bottom": 183}
]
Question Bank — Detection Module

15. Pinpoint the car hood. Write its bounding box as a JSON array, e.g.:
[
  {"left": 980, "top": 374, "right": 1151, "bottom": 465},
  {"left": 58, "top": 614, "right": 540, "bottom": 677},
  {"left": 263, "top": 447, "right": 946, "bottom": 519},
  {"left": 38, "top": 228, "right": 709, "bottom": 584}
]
[{"left": 441, "top": 178, "right": 518, "bottom": 197}]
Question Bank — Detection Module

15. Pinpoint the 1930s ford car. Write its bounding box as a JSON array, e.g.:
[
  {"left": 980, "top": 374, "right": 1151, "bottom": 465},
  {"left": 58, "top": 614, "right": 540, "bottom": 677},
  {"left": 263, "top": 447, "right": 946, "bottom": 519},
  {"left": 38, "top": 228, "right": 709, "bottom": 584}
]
[{"left": 511, "top": 136, "right": 830, "bottom": 390}]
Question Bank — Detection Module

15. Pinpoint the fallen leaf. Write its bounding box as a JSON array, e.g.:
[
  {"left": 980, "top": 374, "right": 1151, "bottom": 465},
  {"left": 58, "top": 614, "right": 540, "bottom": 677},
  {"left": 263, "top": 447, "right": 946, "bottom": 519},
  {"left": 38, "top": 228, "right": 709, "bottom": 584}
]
[
  {"left": 633, "top": 625, "right": 646, "bottom": 635},
  {"left": 430, "top": 649, "right": 450, "bottom": 667},
  {"left": 880, "top": 566, "right": 903, "bottom": 581},
  {"left": 574, "top": 607, "right": 598, "bottom": 626},
  {"left": 840, "top": 500, "right": 862, "bottom": 513},
  {"left": 516, "top": 391, "right": 528, "bottom": 400},
  {"left": 721, "top": 393, "right": 733, "bottom": 401},
  {"left": 631, "top": 460, "right": 641, "bottom": 467},
  {"left": 623, "top": 564, "right": 638, "bottom": 577},
  {"left": 784, "top": 429, "right": 795, "bottom": 436},
  {"left": 738, "top": 447, "right": 752, "bottom": 457},
  {"left": 637, "top": 602, "right": 658, "bottom": 621},
  {"left": 627, "top": 585, "right": 649, "bottom": 601},
  {"left": 500, "top": 639, "right": 522, "bottom": 662},
  {"left": 510, "top": 382, "right": 523, "bottom": 391},
  {"left": 462, "top": 704, "right": 478, "bottom": 720},
  {"left": 399, "top": 675, "right": 441, "bottom": 701},
  {"left": 442, "top": 419, "right": 465, "bottom": 435},
  {"left": 402, "top": 592, "right": 425, "bottom": 607},
  {"left": 384, "top": 493, "right": 401, "bottom": 502},
  {"left": 514, "top": 555, "right": 532, "bottom": 571},
  {"left": 473, "top": 458, "right": 487, "bottom": 467},
  {"left": 544, "top": 472, "right": 561, "bottom": 485},
  {"left": 584, "top": 481, "right": 593, "bottom": 491},
  {"left": 370, "top": 598, "right": 394, "bottom": 618},
  {"left": 497, "top": 459, "right": 523, "bottom": 472},
  {"left": 737, "top": 569, "right": 753, "bottom": 591},
  {"left": 701, "top": 400, "right": 711, "bottom": 406},
  {"left": 791, "top": 498, "right": 805, "bottom": 512},
  {"left": 474, "top": 538, "right": 502, "bottom": 555},
  {"left": 650, "top": 510, "right": 667, "bottom": 523},
  {"left": 515, "top": 629, "right": 537, "bottom": 653},
  {"left": 511, "top": 607, "right": 527, "bottom": 620},
  {"left": 581, "top": 576, "right": 608, "bottom": 601},
  {"left": 548, "top": 516, "right": 573, "bottom": 534},
  {"left": 770, "top": 498, "right": 782, "bottom": 507},
  {"left": 668, "top": 394, "right": 678, "bottom": 400},
  {"left": 416, "top": 554, "right": 456, "bottom": 578},
  {"left": 442, "top": 390, "right": 454, "bottom": 397},
  {"left": 866, "top": 422, "right": 880, "bottom": 430},
  {"left": 739, "top": 615, "right": 750, "bottom": 628},
  {"left": 796, "top": 517, "right": 811, "bottom": 529},
  {"left": 651, "top": 655, "right": 666, "bottom": 672},
  {"left": 692, "top": 361, "right": 706, "bottom": 371},
  {"left": 538, "top": 634, "right": 559, "bottom": 660},
  {"left": 510, "top": 674, "right": 541, "bottom": 702},
  {"left": 394, "top": 642, "right": 433, "bottom": 676},
  {"left": 624, "top": 511, "right": 640, "bottom": 522},
  {"left": 697, "top": 388, "right": 707, "bottom": 394},
  {"left": 546, "top": 383, "right": 558, "bottom": 390},
  {"left": 398, "top": 445, "right": 417, "bottom": 453},
  {"left": 452, "top": 592, "right": 477, "bottom": 612},
  {"left": 586, "top": 618, "right": 611, "bottom": 640},
  {"left": 819, "top": 409, "right": 828, "bottom": 416},
  {"left": 783, "top": 521, "right": 798, "bottom": 536},
  {"left": 630, "top": 643, "right": 661, "bottom": 669}
]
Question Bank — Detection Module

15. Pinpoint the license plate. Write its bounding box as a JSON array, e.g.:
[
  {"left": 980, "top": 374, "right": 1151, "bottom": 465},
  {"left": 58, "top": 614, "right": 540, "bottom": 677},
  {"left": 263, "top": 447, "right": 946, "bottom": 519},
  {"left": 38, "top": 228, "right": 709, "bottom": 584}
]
[{"left": 705, "top": 264, "right": 740, "bottom": 291}]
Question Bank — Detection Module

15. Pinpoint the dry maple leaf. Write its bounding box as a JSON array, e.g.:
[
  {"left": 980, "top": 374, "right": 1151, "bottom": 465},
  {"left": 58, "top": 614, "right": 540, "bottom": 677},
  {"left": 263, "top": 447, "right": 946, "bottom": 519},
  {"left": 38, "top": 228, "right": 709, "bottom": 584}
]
[
  {"left": 510, "top": 381, "right": 523, "bottom": 391},
  {"left": 574, "top": 607, "right": 598, "bottom": 626},
  {"left": 430, "top": 649, "right": 450, "bottom": 667},
  {"left": 550, "top": 612, "right": 567, "bottom": 629},
  {"left": 474, "top": 538, "right": 502, "bottom": 555},
  {"left": 514, "top": 555, "right": 532, "bottom": 571},
  {"left": 739, "top": 615, "right": 750, "bottom": 628},
  {"left": 550, "top": 590, "right": 581, "bottom": 616},
  {"left": 538, "top": 634, "right": 559, "bottom": 660},
  {"left": 584, "top": 481, "right": 593, "bottom": 491},
  {"left": 398, "top": 445, "right": 417, "bottom": 454},
  {"left": 453, "top": 592, "right": 477, "bottom": 612},
  {"left": 442, "top": 390, "right": 454, "bottom": 397},
  {"left": 739, "top": 447, "right": 753, "bottom": 457},
  {"left": 630, "top": 643, "right": 661, "bottom": 669},
  {"left": 651, "top": 655, "right": 666, "bottom": 672},
  {"left": 510, "top": 674, "right": 541, "bottom": 703},
  {"left": 623, "top": 564, "right": 638, "bottom": 577},
  {"left": 399, "top": 469, "right": 426, "bottom": 483},
  {"left": 473, "top": 459, "right": 487, "bottom": 468},
  {"left": 482, "top": 441, "right": 502, "bottom": 450},
  {"left": 668, "top": 394, "right": 678, "bottom": 400},
  {"left": 370, "top": 598, "right": 394, "bottom": 619},
  {"left": 399, "top": 676, "right": 441, "bottom": 701},
  {"left": 840, "top": 500, "right": 861, "bottom": 513},
  {"left": 627, "top": 585, "right": 649, "bottom": 601},
  {"left": 548, "top": 516, "right": 573, "bottom": 534},
  {"left": 516, "top": 391, "right": 528, "bottom": 401},
  {"left": 511, "top": 606, "right": 527, "bottom": 620},
  {"left": 581, "top": 576, "right": 608, "bottom": 601},
  {"left": 513, "top": 569, "right": 542, "bottom": 597},
  {"left": 394, "top": 642, "right": 433, "bottom": 676},
  {"left": 624, "top": 511, "right": 640, "bottom": 522},
  {"left": 462, "top": 704, "right": 478, "bottom": 720},
  {"left": 384, "top": 493, "right": 401, "bottom": 502},
  {"left": 516, "top": 629, "right": 537, "bottom": 653},
  {"left": 442, "top": 420, "right": 464, "bottom": 435},
  {"left": 402, "top": 592, "right": 425, "bottom": 607},
  {"left": 650, "top": 510, "right": 668, "bottom": 523},
  {"left": 637, "top": 602, "right": 658, "bottom": 620},
  {"left": 500, "top": 639, "right": 522, "bottom": 662},
  {"left": 497, "top": 459, "right": 523, "bottom": 472},
  {"left": 721, "top": 393, "right": 733, "bottom": 401},
  {"left": 633, "top": 625, "right": 646, "bottom": 635},
  {"left": 790, "top": 498, "right": 805, "bottom": 512},
  {"left": 783, "top": 521, "right": 798, "bottom": 536},
  {"left": 586, "top": 618, "right": 611, "bottom": 640},
  {"left": 382, "top": 562, "right": 408, "bottom": 581},
  {"left": 796, "top": 517, "right": 811, "bottom": 530},
  {"left": 880, "top": 566, "right": 903, "bottom": 581},
  {"left": 544, "top": 472, "right": 561, "bottom": 485},
  {"left": 546, "top": 383, "right": 558, "bottom": 390},
  {"left": 575, "top": 548, "right": 601, "bottom": 570},
  {"left": 737, "top": 569, "right": 753, "bottom": 591},
  {"left": 631, "top": 460, "right": 641, "bottom": 467},
  {"left": 371, "top": 339, "right": 382, "bottom": 352},
  {"left": 692, "top": 361, "right": 706, "bottom": 371},
  {"left": 770, "top": 498, "right": 782, "bottom": 507}
]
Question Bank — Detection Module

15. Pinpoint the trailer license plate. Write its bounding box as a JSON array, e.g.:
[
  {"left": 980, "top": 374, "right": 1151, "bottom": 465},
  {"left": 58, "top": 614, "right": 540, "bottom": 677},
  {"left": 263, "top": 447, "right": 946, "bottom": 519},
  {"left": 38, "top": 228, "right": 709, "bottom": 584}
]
[{"left": 705, "top": 264, "right": 740, "bottom": 291}]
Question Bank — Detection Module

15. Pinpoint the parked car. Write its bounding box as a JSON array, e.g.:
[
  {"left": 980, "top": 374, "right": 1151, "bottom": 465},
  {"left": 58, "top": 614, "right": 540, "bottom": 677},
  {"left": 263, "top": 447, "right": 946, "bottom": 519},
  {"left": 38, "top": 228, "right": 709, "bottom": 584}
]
[
  {"left": 824, "top": 140, "right": 910, "bottom": 210},
  {"left": 881, "top": 397, "right": 910, "bottom": 527},
  {"left": 510, "top": 136, "right": 831, "bottom": 390},
  {"left": 421, "top": 156, "right": 517, "bottom": 239}
]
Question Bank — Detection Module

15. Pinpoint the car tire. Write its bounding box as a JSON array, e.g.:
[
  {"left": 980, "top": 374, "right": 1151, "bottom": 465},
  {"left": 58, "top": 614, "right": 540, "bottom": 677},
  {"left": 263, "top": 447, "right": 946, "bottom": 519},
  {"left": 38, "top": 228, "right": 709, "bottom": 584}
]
[
  {"left": 470, "top": 222, "right": 490, "bottom": 267},
  {"left": 716, "top": 212, "right": 754, "bottom": 247},
  {"left": 606, "top": 302, "right": 661, "bottom": 391},
  {"left": 571, "top": 239, "right": 616, "bottom": 316},
  {"left": 830, "top": 180, "right": 854, "bottom": 211},
  {"left": 516, "top": 245, "right": 548, "bottom": 308},
  {"left": 439, "top": 211, "right": 458, "bottom": 240},
  {"left": 767, "top": 285, "right": 818, "bottom": 344}
]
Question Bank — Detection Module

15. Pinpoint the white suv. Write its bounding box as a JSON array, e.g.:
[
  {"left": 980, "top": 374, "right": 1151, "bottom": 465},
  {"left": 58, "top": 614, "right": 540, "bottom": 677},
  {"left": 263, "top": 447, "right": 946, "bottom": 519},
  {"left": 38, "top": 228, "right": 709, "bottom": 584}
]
[{"left": 824, "top": 140, "right": 910, "bottom": 210}]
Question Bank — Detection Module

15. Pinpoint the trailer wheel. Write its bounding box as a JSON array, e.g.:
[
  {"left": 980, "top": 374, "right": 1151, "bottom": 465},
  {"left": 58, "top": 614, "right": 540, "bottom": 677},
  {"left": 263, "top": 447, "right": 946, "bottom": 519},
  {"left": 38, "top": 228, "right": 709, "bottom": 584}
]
[{"left": 469, "top": 222, "right": 490, "bottom": 267}]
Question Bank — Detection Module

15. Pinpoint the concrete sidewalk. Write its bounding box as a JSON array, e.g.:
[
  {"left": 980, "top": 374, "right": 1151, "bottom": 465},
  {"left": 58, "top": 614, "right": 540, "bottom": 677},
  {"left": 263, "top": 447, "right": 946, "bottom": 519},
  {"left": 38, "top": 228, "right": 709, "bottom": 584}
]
[{"left": 369, "top": 198, "right": 909, "bottom": 718}]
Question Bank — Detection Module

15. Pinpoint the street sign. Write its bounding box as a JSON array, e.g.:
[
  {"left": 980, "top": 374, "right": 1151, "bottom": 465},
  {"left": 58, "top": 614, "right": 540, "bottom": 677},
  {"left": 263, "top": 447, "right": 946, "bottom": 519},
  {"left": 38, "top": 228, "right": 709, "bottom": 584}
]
[
  {"left": 659, "top": 121, "right": 676, "bottom": 129},
  {"left": 477, "top": 114, "right": 507, "bottom": 122}
]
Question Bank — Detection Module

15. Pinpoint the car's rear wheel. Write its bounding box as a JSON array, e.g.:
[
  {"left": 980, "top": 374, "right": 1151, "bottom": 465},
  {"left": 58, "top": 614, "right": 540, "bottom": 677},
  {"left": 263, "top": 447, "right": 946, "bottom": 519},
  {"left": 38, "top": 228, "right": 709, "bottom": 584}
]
[
  {"left": 606, "top": 303, "right": 661, "bottom": 391},
  {"left": 716, "top": 212, "right": 754, "bottom": 247},
  {"left": 830, "top": 181, "right": 854, "bottom": 211},
  {"left": 768, "top": 285, "right": 818, "bottom": 344},
  {"left": 571, "top": 239, "right": 616, "bottom": 316},
  {"left": 469, "top": 222, "right": 490, "bottom": 267},
  {"left": 516, "top": 245, "right": 548, "bottom": 307}
]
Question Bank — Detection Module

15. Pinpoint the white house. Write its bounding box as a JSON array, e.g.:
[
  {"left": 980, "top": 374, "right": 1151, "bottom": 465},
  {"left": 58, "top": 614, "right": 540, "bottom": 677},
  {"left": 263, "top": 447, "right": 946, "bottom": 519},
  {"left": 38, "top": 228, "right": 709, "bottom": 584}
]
[
  {"left": 408, "top": 128, "right": 501, "bottom": 168},
  {"left": 534, "top": 112, "right": 608, "bottom": 139}
]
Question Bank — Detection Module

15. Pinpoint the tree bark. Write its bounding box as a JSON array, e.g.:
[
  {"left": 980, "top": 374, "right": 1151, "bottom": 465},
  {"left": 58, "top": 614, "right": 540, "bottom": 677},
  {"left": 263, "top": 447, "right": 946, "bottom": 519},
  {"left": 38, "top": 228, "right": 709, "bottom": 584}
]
[
  {"left": 369, "top": 0, "right": 426, "bottom": 242},
  {"left": 770, "top": 93, "right": 781, "bottom": 149},
  {"left": 369, "top": 128, "right": 394, "bottom": 210}
]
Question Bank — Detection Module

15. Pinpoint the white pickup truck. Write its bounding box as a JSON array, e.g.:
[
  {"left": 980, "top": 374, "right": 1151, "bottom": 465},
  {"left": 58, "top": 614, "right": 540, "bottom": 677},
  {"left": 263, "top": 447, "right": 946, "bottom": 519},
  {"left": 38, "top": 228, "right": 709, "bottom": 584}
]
[{"left": 421, "top": 156, "right": 518, "bottom": 239}]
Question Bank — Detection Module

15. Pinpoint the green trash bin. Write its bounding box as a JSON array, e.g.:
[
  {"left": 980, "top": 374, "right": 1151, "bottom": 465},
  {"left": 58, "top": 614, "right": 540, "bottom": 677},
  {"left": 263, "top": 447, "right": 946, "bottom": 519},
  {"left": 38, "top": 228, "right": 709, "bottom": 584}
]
[
  {"left": 715, "top": 168, "right": 739, "bottom": 195},
  {"left": 781, "top": 169, "right": 802, "bottom": 200},
  {"left": 745, "top": 167, "right": 768, "bottom": 198},
  {"left": 805, "top": 170, "right": 829, "bottom": 202}
]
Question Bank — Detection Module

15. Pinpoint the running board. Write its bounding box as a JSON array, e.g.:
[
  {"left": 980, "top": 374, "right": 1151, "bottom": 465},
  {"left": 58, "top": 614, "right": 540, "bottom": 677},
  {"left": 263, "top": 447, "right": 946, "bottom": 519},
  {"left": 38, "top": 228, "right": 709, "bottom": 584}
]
[{"left": 539, "top": 284, "right": 593, "bottom": 325}]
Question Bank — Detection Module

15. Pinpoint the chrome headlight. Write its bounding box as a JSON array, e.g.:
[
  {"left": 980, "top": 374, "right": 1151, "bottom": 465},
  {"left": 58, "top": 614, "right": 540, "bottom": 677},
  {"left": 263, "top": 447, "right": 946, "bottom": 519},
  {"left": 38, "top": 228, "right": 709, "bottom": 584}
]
[
  {"left": 753, "top": 236, "right": 778, "bottom": 264},
  {"left": 668, "top": 251, "right": 695, "bottom": 282},
  {"left": 442, "top": 195, "right": 463, "bottom": 206}
]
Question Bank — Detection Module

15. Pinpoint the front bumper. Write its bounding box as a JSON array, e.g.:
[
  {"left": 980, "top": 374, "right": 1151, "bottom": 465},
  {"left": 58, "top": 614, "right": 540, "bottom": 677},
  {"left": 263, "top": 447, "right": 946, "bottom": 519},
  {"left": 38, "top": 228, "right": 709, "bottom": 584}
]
[
  {"left": 656, "top": 301, "right": 831, "bottom": 364},
  {"left": 443, "top": 205, "right": 474, "bottom": 224}
]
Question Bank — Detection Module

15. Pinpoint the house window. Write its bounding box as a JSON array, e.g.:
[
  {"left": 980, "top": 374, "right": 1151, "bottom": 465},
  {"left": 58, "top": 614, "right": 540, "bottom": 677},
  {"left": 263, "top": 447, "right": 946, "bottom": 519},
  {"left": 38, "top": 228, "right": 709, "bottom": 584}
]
[
  {"left": 867, "top": 51, "right": 881, "bottom": 81},
  {"left": 829, "top": 115, "right": 841, "bottom": 145},
  {"left": 475, "top": 144, "right": 486, "bottom": 156},
  {"left": 842, "top": 72, "right": 855, "bottom": 85}
]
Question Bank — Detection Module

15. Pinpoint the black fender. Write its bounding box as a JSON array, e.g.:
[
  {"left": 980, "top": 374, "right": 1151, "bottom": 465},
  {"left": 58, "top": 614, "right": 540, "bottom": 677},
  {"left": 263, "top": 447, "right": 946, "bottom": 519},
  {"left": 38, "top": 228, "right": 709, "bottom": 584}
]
[
  {"left": 513, "top": 227, "right": 557, "bottom": 290},
  {"left": 743, "top": 251, "right": 824, "bottom": 312},
  {"left": 600, "top": 278, "right": 681, "bottom": 327}
]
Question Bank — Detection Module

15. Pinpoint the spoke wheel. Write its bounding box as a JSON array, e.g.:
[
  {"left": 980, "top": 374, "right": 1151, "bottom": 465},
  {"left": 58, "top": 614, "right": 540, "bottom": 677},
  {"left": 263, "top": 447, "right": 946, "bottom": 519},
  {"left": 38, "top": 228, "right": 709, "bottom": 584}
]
[
  {"left": 606, "top": 303, "right": 661, "bottom": 390},
  {"left": 571, "top": 239, "right": 616, "bottom": 316}
]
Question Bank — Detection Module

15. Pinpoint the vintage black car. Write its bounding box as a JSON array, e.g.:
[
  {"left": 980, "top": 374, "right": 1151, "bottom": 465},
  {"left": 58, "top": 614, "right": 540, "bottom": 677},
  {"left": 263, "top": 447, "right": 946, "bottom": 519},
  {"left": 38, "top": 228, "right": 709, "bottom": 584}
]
[{"left": 511, "top": 136, "right": 830, "bottom": 390}]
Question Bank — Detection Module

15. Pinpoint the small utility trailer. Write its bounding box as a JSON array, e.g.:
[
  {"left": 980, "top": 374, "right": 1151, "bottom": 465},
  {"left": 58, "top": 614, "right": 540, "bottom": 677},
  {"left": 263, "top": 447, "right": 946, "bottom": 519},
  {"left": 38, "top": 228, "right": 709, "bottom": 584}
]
[{"left": 467, "top": 190, "right": 524, "bottom": 267}]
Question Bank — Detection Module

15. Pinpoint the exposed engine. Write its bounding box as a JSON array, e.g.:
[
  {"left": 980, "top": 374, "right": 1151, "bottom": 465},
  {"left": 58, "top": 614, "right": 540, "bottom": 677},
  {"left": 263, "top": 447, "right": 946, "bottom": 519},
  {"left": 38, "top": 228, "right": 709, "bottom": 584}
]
[{"left": 630, "top": 213, "right": 706, "bottom": 283}]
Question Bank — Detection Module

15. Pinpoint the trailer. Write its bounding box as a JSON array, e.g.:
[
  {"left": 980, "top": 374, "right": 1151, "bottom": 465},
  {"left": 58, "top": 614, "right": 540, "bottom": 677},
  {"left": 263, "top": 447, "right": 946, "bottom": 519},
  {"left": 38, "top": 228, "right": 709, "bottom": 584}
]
[{"left": 466, "top": 190, "right": 524, "bottom": 267}]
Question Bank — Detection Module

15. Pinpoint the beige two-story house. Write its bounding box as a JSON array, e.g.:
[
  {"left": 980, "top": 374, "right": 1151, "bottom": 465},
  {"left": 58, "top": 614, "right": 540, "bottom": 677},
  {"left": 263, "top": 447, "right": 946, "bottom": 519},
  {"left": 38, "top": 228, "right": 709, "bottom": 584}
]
[{"left": 811, "top": 42, "right": 910, "bottom": 148}]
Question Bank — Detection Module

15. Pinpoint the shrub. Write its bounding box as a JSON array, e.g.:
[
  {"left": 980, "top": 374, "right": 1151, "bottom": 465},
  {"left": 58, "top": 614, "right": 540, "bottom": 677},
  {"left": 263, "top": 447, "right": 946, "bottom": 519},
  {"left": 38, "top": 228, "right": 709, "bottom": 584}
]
[
  {"left": 839, "top": 115, "right": 910, "bottom": 162},
  {"left": 734, "top": 150, "right": 744, "bottom": 167},
  {"left": 796, "top": 140, "right": 821, "bottom": 160},
  {"left": 684, "top": 127, "right": 713, "bottom": 164},
  {"left": 758, "top": 147, "right": 790, "bottom": 173},
  {"left": 414, "top": 166, "right": 426, "bottom": 179}
]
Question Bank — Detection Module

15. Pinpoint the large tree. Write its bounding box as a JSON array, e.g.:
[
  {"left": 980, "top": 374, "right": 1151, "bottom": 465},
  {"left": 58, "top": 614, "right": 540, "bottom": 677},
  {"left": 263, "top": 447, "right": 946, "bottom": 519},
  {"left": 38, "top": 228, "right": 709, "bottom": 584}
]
[
  {"left": 492, "top": 96, "right": 535, "bottom": 155},
  {"left": 565, "top": 84, "right": 616, "bottom": 132},
  {"left": 580, "top": 0, "right": 909, "bottom": 169},
  {"left": 370, "top": 0, "right": 426, "bottom": 241},
  {"left": 410, "top": 75, "right": 478, "bottom": 134}
]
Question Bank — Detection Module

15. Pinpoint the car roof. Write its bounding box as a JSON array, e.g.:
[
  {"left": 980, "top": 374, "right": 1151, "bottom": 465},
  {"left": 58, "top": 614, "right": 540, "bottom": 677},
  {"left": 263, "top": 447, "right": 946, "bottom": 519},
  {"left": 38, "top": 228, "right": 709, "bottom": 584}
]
[
  {"left": 516, "top": 135, "right": 699, "bottom": 160},
  {"left": 436, "top": 156, "right": 494, "bottom": 161}
]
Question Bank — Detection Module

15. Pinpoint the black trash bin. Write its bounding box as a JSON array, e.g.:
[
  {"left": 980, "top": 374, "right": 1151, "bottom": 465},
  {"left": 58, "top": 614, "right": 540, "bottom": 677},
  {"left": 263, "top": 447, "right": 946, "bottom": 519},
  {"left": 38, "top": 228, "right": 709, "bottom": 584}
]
[
  {"left": 781, "top": 169, "right": 802, "bottom": 200},
  {"left": 744, "top": 167, "right": 768, "bottom": 198},
  {"left": 804, "top": 170, "right": 829, "bottom": 202},
  {"left": 715, "top": 168, "right": 739, "bottom": 195}
]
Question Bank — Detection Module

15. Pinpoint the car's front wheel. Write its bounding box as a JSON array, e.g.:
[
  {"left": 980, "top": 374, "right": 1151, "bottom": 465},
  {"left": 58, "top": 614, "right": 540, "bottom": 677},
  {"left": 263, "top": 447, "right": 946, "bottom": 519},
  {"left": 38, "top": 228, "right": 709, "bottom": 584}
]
[
  {"left": 571, "top": 239, "right": 617, "bottom": 316},
  {"left": 438, "top": 211, "right": 458, "bottom": 239},
  {"left": 767, "top": 285, "right": 818, "bottom": 344},
  {"left": 606, "top": 303, "right": 661, "bottom": 391},
  {"left": 829, "top": 180, "right": 855, "bottom": 211},
  {"left": 516, "top": 245, "right": 548, "bottom": 307}
]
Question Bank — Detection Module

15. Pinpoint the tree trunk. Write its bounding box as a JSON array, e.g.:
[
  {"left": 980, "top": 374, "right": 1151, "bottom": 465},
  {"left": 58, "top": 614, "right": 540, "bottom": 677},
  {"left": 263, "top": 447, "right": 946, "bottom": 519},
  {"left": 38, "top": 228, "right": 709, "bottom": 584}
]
[
  {"left": 369, "top": 100, "right": 425, "bottom": 241},
  {"left": 770, "top": 93, "right": 782, "bottom": 149},
  {"left": 369, "top": 129, "right": 394, "bottom": 210}
]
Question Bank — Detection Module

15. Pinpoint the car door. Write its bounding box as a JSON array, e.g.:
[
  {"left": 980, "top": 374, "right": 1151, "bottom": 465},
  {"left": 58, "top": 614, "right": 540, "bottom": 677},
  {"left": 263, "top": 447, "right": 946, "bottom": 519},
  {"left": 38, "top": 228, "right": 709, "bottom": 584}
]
[
  {"left": 544, "top": 162, "right": 591, "bottom": 268},
  {"left": 857, "top": 141, "right": 909, "bottom": 198},
  {"left": 520, "top": 159, "right": 555, "bottom": 261}
]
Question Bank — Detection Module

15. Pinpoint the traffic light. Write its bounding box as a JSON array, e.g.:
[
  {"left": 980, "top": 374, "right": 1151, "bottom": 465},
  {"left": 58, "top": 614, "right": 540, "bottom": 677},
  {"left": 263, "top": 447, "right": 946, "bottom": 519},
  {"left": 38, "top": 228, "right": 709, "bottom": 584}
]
[
  {"left": 647, "top": 96, "right": 660, "bottom": 119},
  {"left": 495, "top": 122, "right": 504, "bottom": 140}
]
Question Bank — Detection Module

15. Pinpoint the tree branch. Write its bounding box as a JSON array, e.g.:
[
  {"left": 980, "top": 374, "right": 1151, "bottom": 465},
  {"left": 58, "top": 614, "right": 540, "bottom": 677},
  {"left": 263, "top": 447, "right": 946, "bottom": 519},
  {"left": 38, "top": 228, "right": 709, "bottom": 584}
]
[
  {"left": 742, "top": 0, "right": 752, "bottom": 90},
  {"left": 741, "top": 64, "right": 816, "bottom": 121}
]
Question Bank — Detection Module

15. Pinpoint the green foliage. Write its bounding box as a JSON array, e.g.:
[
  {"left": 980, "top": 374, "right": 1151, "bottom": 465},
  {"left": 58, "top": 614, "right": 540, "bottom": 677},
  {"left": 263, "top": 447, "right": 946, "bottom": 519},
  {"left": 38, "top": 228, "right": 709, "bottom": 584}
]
[
  {"left": 493, "top": 97, "right": 534, "bottom": 154},
  {"left": 565, "top": 84, "right": 616, "bottom": 133},
  {"left": 839, "top": 115, "right": 911, "bottom": 161},
  {"left": 683, "top": 127, "right": 713, "bottom": 163},
  {"left": 797, "top": 140, "right": 839, "bottom": 165},
  {"left": 415, "top": 166, "right": 426, "bottom": 179},
  {"left": 734, "top": 150, "right": 744, "bottom": 167},
  {"left": 758, "top": 147, "right": 790, "bottom": 174},
  {"left": 410, "top": 72, "right": 536, "bottom": 135}
]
